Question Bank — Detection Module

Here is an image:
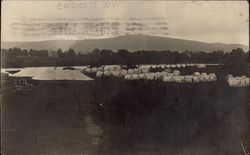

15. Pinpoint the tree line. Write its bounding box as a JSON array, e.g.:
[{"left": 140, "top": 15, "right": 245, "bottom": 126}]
[{"left": 1, "top": 47, "right": 249, "bottom": 68}]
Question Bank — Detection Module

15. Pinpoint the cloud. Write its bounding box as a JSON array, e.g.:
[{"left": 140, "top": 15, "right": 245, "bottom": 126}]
[{"left": 1, "top": 1, "right": 249, "bottom": 45}]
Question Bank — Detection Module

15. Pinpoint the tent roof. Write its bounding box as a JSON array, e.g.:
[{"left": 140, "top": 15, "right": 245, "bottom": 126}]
[
  {"left": 1, "top": 68, "right": 21, "bottom": 75},
  {"left": 8, "top": 67, "right": 93, "bottom": 81},
  {"left": 32, "top": 69, "right": 94, "bottom": 81},
  {"left": 10, "top": 67, "right": 49, "bottom": 77}
]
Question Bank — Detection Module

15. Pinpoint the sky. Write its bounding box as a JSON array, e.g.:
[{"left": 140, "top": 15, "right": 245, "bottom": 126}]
[{"left": 1, "top": 1, "right": 249, "bottom": 45}]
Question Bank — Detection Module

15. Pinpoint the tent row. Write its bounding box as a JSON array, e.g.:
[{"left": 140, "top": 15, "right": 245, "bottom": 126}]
[
  {"left": 96, "top": 68, "right": 216, "bottom": 83},
  {"left": 96, "top": 69, "right": 181, "bottom": 78},
  {"left": 85, "top": 65, "right": 183, "bottom": 76},
  {"left": 89, "top": 67, "right": 151, "bottom": 75},
  {"left": 227, "top": 75, "right": 249, "bottom": 87},
  {"left": 163, "top": 73, "right": 216, "bottom": 83},
  {"left": 139, "top": 64, "right": 206, "bottom": 69},
  {"left": 123, "top": 72, "right": 216, "bottom": 82},
  {"left": 83, "top": 65, "right": 123, "bottom": 73},
  {"left": 124, "top": 72, "right": 216, "bottom": 82},
  {"left": 83, "top": 63, "right": 208, "bottom": 74}
]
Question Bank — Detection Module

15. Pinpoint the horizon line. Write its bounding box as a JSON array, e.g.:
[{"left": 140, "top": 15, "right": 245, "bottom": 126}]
[{"left": 1, "top": 34, "right": 249, "bottom": 47}]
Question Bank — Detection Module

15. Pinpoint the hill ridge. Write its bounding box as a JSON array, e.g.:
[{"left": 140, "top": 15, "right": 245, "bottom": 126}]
[{"left": 1, "top": 35, "right": 249, "bottom": 53}]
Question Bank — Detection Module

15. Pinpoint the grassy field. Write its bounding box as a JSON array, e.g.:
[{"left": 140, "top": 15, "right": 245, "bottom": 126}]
[{"left": 1, "top": 67, "right": 249, "bottom": 155}]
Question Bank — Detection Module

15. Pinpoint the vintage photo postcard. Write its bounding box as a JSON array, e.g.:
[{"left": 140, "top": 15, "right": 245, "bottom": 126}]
[{"left": 1, "top": 1, "right": 249, "bottom": 155}]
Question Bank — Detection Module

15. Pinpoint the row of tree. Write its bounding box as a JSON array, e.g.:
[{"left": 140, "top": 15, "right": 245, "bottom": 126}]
[
  {"left": 1, "top": 48, "right": 49, "bottom": 57},
  {"left": 83, "top": 48, "right": 249, "bottom": 66},
  {"left": 1, "top": 47, "right": 249, "bottom": 67}
]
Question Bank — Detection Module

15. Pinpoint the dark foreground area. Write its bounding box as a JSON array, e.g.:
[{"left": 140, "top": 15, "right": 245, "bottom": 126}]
[{"left": 1, "top": 79, "right": 250, "bottom": 155}]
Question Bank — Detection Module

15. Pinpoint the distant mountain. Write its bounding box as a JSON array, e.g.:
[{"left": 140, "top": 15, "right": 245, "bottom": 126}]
[
  {"left": 1, "top": 35, "right": 249, "bottom": 53},
  {"left": 1, "top": 40, "right": 78, "bottom": 51}
]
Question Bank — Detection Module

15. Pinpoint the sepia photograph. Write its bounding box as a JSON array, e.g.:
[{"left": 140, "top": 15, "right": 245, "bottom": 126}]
[{"left": 1, "top": 1, "right": 249, "bottom": 155}]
